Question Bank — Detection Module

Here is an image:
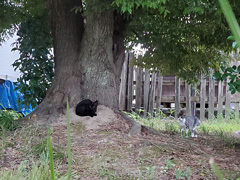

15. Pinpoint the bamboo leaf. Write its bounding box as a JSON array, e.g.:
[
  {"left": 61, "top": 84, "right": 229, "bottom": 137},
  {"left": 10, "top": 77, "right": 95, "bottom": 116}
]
[
  {"left": 47, "top": 133, "right": 55, "bottom": 180},
  {"left": 218, "top": 0, "right": 240, "bottom": 47},
  {"left": 209, "top": 158, "right": 224, "bottom": 180}
]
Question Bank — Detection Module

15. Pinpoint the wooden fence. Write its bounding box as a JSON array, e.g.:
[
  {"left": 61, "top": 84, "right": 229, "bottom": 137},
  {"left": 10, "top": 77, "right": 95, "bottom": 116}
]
[{"left": 119, "top": 53, "right": 240, "bottom": 120}]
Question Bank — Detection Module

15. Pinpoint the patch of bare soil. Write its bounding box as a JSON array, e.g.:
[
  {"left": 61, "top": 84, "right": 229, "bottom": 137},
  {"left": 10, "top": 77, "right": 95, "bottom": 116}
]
[
  {"left": 1, "top": 106, "right": 240, "bottom": 179},
  {"left": 55, "top": 105, "right": 117, "bottom": 130}
]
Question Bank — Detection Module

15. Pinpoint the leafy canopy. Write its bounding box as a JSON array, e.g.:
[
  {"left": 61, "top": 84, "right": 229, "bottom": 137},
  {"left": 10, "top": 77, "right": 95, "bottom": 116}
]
[
  {"left": 115, "top": 0, "right": 238, "bottom": 83},
  {"left": 12, "top": 14, "right": 54, "bottom": 108},
  {"left": 1, "top": 0, "right": 240, "bottom": 104},
  {"left": 213, "top": 0, "right": 240, "bottom": 94},
  {"left": 1, "top": 0, "right": 53, "bottom": 108}
]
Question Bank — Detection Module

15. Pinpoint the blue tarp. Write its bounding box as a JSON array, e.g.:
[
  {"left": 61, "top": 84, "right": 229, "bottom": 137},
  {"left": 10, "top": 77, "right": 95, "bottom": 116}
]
[{"left": 0, "top": 80, "right": 35, "bottom": 116}]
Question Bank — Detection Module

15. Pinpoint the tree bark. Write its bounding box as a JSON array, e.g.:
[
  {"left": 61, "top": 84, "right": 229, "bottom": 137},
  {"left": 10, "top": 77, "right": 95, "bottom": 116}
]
[{"left": 31, "top": 0, "right": 128, "bottom": 123}]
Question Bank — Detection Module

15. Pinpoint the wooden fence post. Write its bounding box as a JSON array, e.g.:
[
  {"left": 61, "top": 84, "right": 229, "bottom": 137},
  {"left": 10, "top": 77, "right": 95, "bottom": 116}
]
[
  {"left": 200, "top": 74, "right": 206, "bottom": 121},
  {"left": 149, "top": 71, "right": 157, "bottom": 116},
  {"left": 119, "top": 54, "right": 128, "bottom": 110},
  {"left": 175, "top": 77, "right": 181, "bottom": 119},
  {"left": 208, "top": 69, "right": 215, "bottom": 119},
  {"left": 144, "top": 70, "right": 150, "bottom": 117},
  {"left": 225, "top": 78, "right": 231, "bottom": 120},
  {"left": 217, "top": 81, "right": 223, "bottom": 117},
  {"left": 119, "top": 54, "right": 240, "bottom": 119},
  {"left": 185, "top": 82, "right": 191, "bottom": 116},
  {"left": 235, "top": 94, "right": 240, "bottom": 119},
  {"left": 156, "top": 72, "right": 163, "bottom": 113},
  {"left": 135, "top": 67, "right": 142, "bottom": 113},
  {"left": 191, "top": 86, "right": 196, "bottom": 116},
  {"left": 127, "top": 53, "right": 133, "bottom": 111}
]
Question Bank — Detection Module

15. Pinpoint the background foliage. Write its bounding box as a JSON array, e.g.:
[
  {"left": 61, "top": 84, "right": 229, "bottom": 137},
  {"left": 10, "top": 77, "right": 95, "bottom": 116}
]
[
  {"left": 12, "top": 13, "right": 54, "bottom": 108},
  {"left": 122, "top": 0, "right": 239, "bottom": 83},
  {"left": 10, "top": 1, "right": 54, "bottom": 108},
  {"left": 213, "top": 0, "right": 240, "bottom": 94},
  {"left": 1, "top": 0, "right": 240, "bottom": 105}
]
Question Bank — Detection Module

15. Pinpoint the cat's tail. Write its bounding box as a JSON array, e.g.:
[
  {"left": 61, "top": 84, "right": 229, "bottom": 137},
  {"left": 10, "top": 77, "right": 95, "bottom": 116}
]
[{"left": 194, "top": 116, "right": 200, "bottom": 126}]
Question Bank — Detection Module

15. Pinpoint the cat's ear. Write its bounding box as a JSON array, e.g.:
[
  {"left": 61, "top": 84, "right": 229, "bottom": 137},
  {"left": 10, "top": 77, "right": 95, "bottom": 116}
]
[
  {"left": 182, "top": 112, "right": 186, "bottom": 117},
  {"left": 92, "top": 100, "right": 98, "bottom": 107},
  {"left": 178, "top": 110, "right": 186, "bottom": 118}
]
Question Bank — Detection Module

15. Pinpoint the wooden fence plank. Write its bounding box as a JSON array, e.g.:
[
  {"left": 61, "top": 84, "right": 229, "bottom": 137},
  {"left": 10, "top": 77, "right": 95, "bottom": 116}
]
[
  {"left": 208, "top": 69, "right": 215, "bottom": 119},
  {"left": 143, "top": 70, "right": 150, "bottom": 117},
  {"left": 175, "top": 77, "right": 181, "bottom": 119},
  {"left": 135, "top": 67, "right": 142, "bottom": 113},
  {"left": 119, "top": 54, "right": 240, "bottom": 119},
  {"left": 200, "top": 74, "right": 206, "bottom": 120},
  {"left": 191, "top": 86, "right": 196, "bottom": 116},
  {"left": 235, "top": 94, "right": 240, "bottom": 119},
  {"left": 225, "top": 78, "right": 231, "bottom": 120},
  {"left": 119, "top": 54, "right": 128, "bottom": 110},
  {"left": 185, "top": 82, "right": 191, "bottom": 116},
  {"left": 217, "top": 81, "right": 223, "bottom": 117},
  {"left": 149, "top": 71, "right": 157, "bottom": 116},
  {"left": 156, "top": 72, "right": 163, "bottom": 113},
  {"left": 127, "top": 54, "right": 133, "bottom": 111},
  {"left": 225, "top": 61, "right": 233, "bottom": 120}
]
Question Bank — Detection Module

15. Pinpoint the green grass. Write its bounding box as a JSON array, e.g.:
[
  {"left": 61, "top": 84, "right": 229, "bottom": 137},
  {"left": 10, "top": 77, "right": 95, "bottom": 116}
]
[
  {"left": 0, "top": 100, "right": 74, "bottom": 180},
  {"left": 199, "top": 119, "right": 240, "bottom": 134},
  {"left": 0, "top": 108, "right": 22, "bottom": 131},
  {"left": 1, "top": 105, "right": 239, "bottom": 179},
  {"left": 0, "top": 154, "right": 51, "bottom": 180},
  {"left": 126, "top": 110, "right": 240, "bottom": 138}
]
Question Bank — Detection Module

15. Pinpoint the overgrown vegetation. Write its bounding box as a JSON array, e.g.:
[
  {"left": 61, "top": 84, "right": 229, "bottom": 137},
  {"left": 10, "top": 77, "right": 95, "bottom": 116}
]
[
  {"left": 125, "top": 109, "right": 240, "bottom": 146},
  {"left": 0, "top": 100, "right": 74, "bottom": 180},
  {"left": 0, "top": 108, "right": 22, "bottom": 131},
  {"left": 12, "top": 10, "right": 54, "bottom": 108},
  {"left": 0, "top": 107, "right": 240, "bottom": 179},
  {"left": 0, "top": 153, "right": 76, "bottom": 180}
]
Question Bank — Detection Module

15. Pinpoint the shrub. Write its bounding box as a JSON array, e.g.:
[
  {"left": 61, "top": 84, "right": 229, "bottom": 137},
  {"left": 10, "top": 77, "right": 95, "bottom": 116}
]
[{"left": 0, "top": 109, "right": 22, "bottom": 131}]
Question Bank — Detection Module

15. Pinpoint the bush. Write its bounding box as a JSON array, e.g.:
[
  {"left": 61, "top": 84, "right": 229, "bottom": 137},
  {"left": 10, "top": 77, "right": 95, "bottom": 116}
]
[{"left": 0, "top": 109, "right": 22, "bottom": 131}]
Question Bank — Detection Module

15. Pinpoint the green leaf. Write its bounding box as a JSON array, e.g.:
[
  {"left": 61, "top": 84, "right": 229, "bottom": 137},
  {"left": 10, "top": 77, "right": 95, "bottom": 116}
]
[
  {"left": 220, "top": 66, "right": 225, "bottom": 72},
  {"left": 209, "top": 158, "right": 224, "bottom": 180},
  {"left": 222, "top": 74, "right": 228, "bottom": 80},
  {"left": 235, "top": 79, "right": 240, "bottom": 85},
  {"left": 226, "top": 67, "right": 235, "bottom": 73},
  {"left": 47, "top": 133, "right": 55, "bottom": 180},
  {"left": 218, "top": 0, "right": 240, "bottom": 49},
  {"left": 236, "top": 85, "right": 240, "bottom": 92},
  {"left": 175, "top": 169, "right": 182, "bottom": 179},
  {"left": 232, "top": 41, "right": 239, "bottom": 48},
  {"left": 213, "top": 71, "right": 222, "bottom": 81},
  {"left": 227, "top": 35, "right": 235, "bottom": 40},
  {"left": 229, "top": 74, "right": 237, "bottom": 82},
  {"left": 229, "top": 83, "right": 236, "bottom": 94},
  {"left": 231, "top": 88, "right": 236, "bottom": 94},
  {"left": 237, "top": 65, "right": 240, "bottom": 73}
]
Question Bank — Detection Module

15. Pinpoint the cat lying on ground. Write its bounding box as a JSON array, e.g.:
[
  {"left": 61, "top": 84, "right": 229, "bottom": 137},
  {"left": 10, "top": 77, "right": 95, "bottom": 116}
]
[
  {"left": 178, "top": 111, "right": 200, "bottom": 137},
  {"left": 75, "top": 99, "right": 98, "bottom": 117}
]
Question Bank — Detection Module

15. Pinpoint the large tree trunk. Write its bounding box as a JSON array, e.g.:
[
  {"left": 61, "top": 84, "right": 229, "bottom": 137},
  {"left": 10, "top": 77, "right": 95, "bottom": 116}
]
[{"left": 32, "top": 0, "right": 127, "bottom": 123}]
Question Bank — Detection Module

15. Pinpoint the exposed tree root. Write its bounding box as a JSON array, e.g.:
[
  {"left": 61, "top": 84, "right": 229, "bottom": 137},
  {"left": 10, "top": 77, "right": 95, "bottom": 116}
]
[{"left": 117, "top": 111, "right": 163, "bottom": 136}]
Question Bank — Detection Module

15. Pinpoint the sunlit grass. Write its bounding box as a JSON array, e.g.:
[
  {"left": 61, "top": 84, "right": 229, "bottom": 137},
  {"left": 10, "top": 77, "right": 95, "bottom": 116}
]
[
  {"left": 199, "top": 119, "right": 240, "bottom": 134},
  {"left": 126, "top": 110, "right": 240, "bottom": 135}
]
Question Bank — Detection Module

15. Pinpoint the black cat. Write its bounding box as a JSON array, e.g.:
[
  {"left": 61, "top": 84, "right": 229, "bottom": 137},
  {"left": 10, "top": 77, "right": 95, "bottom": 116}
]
[{"left": 75, "top": 99, "right": 98, "bottom": 117}]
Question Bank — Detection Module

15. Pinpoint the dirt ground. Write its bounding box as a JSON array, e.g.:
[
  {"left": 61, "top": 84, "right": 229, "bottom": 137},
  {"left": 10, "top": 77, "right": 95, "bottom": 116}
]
[{"left": 1, "top": 106, "right": 240, "bottom": 179}]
